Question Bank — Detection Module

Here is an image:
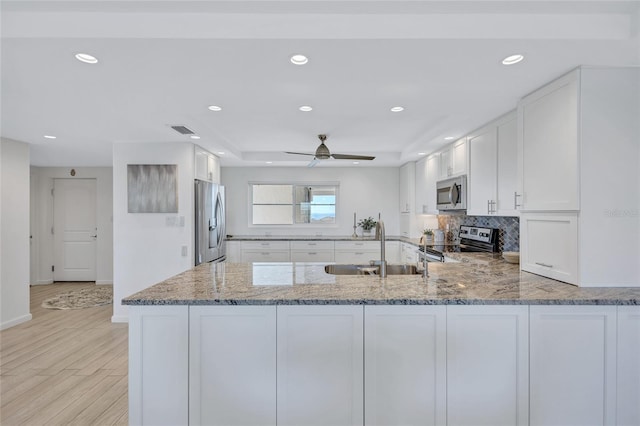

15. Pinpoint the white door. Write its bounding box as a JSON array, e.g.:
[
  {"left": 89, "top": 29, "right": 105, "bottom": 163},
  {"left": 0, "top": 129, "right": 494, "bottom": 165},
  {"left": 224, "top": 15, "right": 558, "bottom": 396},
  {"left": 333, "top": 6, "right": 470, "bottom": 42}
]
[{"left": 53, "top": 178, "right": 97, "bottom": 281}]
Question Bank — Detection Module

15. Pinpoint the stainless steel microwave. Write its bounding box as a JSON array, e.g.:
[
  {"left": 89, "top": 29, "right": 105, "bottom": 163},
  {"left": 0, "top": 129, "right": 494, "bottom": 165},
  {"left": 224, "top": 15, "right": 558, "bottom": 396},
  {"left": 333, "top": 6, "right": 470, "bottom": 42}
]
[{"left": 436, "top": 175, "right": 467, "bottom": 211}]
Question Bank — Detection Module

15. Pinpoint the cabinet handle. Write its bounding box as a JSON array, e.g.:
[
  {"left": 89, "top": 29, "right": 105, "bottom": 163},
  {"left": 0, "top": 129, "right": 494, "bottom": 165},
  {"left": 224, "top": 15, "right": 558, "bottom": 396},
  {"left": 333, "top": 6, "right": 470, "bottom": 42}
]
[
  {"left": 355, "top": 252, "right": 364, "bottom": 255},
  {"left": 355, "top": 243, "right": 364, "bottom": 246},
  {"left": 261, "top": 252, "right": 270, "bottom": 255},
  {"left": 260, "top": 242, "right": 269, "bottom": 246},
  {"left": 535, "top": 262, "right": 553, "bottom": 268},
  {"left": 514, "top": 192, "right": 522, "bottom": 209},
  {"left": 308, "top": 252, "right": 317, "bottom": 255},
  {"left": 308, "top": 242, "right": 316, "bottom": 246},
  {"left": 487, "top": 200, "right": 491, "bottom": 215}
]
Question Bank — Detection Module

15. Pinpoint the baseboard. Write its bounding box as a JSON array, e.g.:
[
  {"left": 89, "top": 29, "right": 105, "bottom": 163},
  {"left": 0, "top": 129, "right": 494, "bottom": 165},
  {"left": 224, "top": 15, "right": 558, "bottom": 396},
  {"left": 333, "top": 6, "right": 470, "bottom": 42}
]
[
  {"left": 32, "top": 279, "right": 53, "bottom": 286},
  {"left": 96, "top": 280, "right": 113, "bottom": 285},
  {"left": 111, "top": 315, "right": 129, "bottom": 323},
  {"left": 1, "top": 313, "right": 33, "bottom": 330}
]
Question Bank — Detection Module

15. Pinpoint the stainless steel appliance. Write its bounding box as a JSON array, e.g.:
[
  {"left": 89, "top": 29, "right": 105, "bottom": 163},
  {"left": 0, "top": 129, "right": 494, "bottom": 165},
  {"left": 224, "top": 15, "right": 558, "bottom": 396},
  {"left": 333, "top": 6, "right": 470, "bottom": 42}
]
[
  {"left": 436, "top": 175, "right": 467, "bottom": 211},
  {"left": 418, "top": 225, "right": 500, "bottom": 262},
  {"left": 195, "top": 180, "right": 226, "bottom": 265}
]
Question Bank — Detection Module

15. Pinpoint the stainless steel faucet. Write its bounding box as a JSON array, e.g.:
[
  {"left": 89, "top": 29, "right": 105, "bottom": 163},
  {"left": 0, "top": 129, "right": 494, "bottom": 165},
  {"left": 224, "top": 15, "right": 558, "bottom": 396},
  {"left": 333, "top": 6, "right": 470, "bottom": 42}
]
[
  {"left": 422, "top": 237, "right": 429, "bottom": 278},
  {"left": 376, "top": 220, "right": 387, "bottom": 278}
]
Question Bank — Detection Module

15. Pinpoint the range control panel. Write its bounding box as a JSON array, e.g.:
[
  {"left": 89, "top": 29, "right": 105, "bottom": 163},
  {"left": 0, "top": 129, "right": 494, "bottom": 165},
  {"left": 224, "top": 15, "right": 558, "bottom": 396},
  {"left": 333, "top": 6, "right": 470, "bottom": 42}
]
[{"left": 459, "top": 225, "right": 495, "bottom": 243}]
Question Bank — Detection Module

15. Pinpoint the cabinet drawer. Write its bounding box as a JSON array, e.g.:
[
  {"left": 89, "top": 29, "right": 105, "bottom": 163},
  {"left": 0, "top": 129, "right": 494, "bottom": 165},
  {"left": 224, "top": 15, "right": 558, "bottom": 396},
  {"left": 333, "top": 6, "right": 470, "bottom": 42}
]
[
  {"left": 290, "top": 251, "right": 335, "bottom": 263},
  {"left": 241, "top": 241, "right": 290, "bottom": 250},
  {"left": 521, "top": 213, "right": 578, "bottom": 285},
  {"left": 333, "top": 251, "right": 379, "bottom": 264},
  {"left": 290, "top": 241, "right": 334, "bottom": 250},
  {"left": 241, "top": 250, "right": 290, "bottom": 263},
  {"left": 334, "top": 241, "right": 378, "bottom": 251}
]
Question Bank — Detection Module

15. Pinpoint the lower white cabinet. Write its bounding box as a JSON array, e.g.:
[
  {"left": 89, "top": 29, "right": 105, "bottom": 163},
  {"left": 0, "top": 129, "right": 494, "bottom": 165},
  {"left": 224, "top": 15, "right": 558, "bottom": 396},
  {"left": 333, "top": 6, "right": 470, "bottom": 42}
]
[
  {"left": 290, "top": 241, "right": 335, "bottom": 262},
  {"left": 334, "top": 240, "right": 379, "bottom": 264},
  {"left": 225, "top": 240, "right": 241, "bottom": 262},
  {"left": 364, "top": 305, "right": 446, "bottom": 426},
  {"left": 521, "top": 213, "right": 578, "bottom": 284},
  {"left": 529, "top": 305, "right": 617, "bottom": 426},
  {"left": 618, "top": 306, "right": 640, "bottom": 425},
  {"left": 400, "top": 242, "right": 417, "bottom": 264},
  {"left": 447, "top": 305, "right": 529, "bottom": 426},
  {"left": 129, "top": 306, "right": 189, "bottom": 426},
  {"left": 189, "top": 306, "right": 277, "bottom": 426},
  {"left": 277, "top": 305, "right": 364, "bottom": 426}
]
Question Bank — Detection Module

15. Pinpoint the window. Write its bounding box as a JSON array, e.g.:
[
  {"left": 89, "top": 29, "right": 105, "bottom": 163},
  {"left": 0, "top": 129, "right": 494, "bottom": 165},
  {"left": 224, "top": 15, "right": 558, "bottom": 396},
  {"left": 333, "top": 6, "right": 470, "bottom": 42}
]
[{"left": 251, "top": 183, "right": 338, "bottom": 225}]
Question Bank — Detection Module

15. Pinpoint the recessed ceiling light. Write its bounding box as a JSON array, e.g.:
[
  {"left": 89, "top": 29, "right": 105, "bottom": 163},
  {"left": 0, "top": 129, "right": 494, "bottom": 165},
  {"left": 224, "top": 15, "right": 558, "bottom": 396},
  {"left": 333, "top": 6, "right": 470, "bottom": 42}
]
[
  {"left": 217, "top": 151, "right": 225, "bottom": 155},
  {"left": 266, "top": 161, "right": 273, "bottom": 164},
  {"left": 444, "top": 136, "right": 455, "bottom": 141},
  {"left": 190, "top": 135, "right": 201, "bottom": 140},
  {"left": 44, "top": 135, "right": 57, "bottom": 139},
  {"left": 75, "top": 53, "right": 98, "bottom": 64},
  {"left": 390, "top": 106, "right": 404, "bottom": 112},
  {"left": 418, "top": 152, "right": 426, "bottom": 156},
  {"left": 290, "top": 54, "right": 308, "bottom": 65},
  {"left": 299, "top": 105, "right": 313, "bottom": 112},
  {"left": 352, "top": 161, "right": 360, "bottom": 165},
  {"left": 502, "top": 54, "right": 524, "bottom": 65},
  {"left": 208, "top": 105, "right": 222, "bottom": 111}
]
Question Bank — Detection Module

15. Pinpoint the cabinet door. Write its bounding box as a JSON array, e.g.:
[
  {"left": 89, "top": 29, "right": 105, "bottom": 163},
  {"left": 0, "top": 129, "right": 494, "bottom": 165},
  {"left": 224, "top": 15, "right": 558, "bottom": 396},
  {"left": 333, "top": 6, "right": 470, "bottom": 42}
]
[
  {"left": 384, "top": 241, "right": 400, "bottom": 263},
  {"left": 189, "top": 306, "right": 276, "bottom": 426},
  {"left": 194, "top": 147, "right": 210, "bottom": 181},
  {"left": 277, "top": 305, "right": 364, "bottom": 426},
  {"left": 447, "top": 305, "right": 529, "bottom": 426},
  {"left": 415, "top": 155, "right": 439, "bottom": 214},
  {"left": 290, "top": 250, "right": 334, "bottom": 262},
  {"left": 530, "top": 306, "right": 617, "bottom": 426},
  {"left": 617, "top": 306, "right": 640, "bottom": 425},
  {"left": 520, "top": 213, "right": 578, "bottom": 285},
  {"left": 129, "top": 306, "right": 189, "bottom": 426},
  {"left": 207, "top": 153, "right": 220, "bottom": 183},
  {"left": 334, "top": 250, "right": 379, "bottom": 264},
  {"left": 399, "top": 162, "right": 415, "bottom": 213},
  {"left": 496, "top": 115, "right": 519, "bottom": 216},
  {"left": 467, "top": 127, "right": 497, "bottom": 216},
  {"left": 364, "top": 306, "right": 446, "bottom": 426},
  {"left": 225, "top": 240, "right": 241, "bottom": 262},
  {"left": 451, "top": 137, "right": 467, "bottom": 176},
  {"left": 438, "top": 148, "right": 451, "bottom": 179},
  {"left": 241, "top": 250, "right": 290, "bottom": 262},
  {"left": 518, "top": 70, "right": 579, "bottom": 211}
]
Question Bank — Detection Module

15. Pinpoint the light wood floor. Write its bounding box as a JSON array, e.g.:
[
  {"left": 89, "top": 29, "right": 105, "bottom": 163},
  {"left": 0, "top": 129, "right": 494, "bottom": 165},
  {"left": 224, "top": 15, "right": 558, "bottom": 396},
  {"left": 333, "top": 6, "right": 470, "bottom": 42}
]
[{"left": 0, "top": 283, "right": 128, "bottom": 425}]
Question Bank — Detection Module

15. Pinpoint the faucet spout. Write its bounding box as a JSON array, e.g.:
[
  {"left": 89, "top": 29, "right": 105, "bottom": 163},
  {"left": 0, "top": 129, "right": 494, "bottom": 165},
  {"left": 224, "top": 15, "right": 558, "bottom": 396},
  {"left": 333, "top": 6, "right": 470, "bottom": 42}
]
[{"left": 376, "top": 220, "right": 387, "bottom": 278}]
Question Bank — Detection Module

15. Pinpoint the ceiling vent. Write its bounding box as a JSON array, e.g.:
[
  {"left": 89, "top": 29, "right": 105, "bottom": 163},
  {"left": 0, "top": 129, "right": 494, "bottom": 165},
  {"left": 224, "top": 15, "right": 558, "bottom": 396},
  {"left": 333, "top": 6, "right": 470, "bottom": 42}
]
[{"left": 170, "top": 125, "right": 195, "bottom": 135}]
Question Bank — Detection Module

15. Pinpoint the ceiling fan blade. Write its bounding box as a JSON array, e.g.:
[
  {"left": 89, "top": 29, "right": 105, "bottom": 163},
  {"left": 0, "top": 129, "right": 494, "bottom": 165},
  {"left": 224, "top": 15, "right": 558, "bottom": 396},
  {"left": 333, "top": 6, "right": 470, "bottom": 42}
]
[
  {"left": 307, "top": 158, "right": 319, "bottom": 168},
  {"left": 331, "top": 153, "right": 376, "bottom": 160},
  {"left": 285, "top": 151, "right": 316, "bottom": 156}
]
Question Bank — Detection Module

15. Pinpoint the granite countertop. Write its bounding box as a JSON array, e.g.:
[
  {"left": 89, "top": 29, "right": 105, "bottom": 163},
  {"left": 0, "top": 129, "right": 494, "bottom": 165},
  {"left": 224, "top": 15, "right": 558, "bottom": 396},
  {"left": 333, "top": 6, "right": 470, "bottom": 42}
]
[
  {"left": 226, "top": 234, "right": 425, "bottom": 245},
  {"left": 122, "top": 254, "right": 640, "bottom": 306}
]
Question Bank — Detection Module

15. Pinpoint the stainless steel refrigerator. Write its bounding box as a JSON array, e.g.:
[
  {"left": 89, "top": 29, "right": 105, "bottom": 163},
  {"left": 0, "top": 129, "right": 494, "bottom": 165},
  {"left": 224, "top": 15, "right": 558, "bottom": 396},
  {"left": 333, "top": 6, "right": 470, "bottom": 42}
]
[{"left": 195, "top": 180, "right": 226, "bottom": 265}]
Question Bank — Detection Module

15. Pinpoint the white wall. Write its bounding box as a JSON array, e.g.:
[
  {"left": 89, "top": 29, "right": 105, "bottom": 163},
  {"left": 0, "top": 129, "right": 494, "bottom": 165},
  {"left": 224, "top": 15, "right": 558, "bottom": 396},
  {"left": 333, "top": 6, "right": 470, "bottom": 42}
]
[
  {"left": 1, "top": 139, "right": 32, "bottom": 329},
  {"left": 221, "top": 167, "right": 401, "bottom": 236},
  {"left": 30, "top": 167, "right": 113, "bottom": 285},
  {"left": 112, "top": 143, "right": 195, "bottom": 322}
]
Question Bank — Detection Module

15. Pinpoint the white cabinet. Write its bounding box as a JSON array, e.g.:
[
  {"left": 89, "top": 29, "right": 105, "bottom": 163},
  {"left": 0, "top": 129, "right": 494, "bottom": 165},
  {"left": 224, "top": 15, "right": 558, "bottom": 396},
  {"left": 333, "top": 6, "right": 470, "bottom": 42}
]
[
  {"left": 399, "top": 242, "right": 417, "bottom": 264},
  {"left": 384, "top": 241, "right": 400, "bottom": 263},
  {"left": 399, "top": 162, "right": 415, "bottom": 213},
  {"left": 128, "top": 306, "right": 189, "bottom": 426},
  {"left": 194, "top": 145, "right": 220, "bottom": 183},
  {"left": 364, "top": 305, "right": 446, "bottom": 426},
  {"left": 277, "top": 305, "right": 364, "bottom": 426},
  {"left": 520, "top": 213, "right": 578, "bottom": 285},
  {"left": 447, "top": 305, "right": 529, "bottom": 426},
  {"left": 225, "top": 240, "right": 241, "bottom": 262},
  {"left": 334, "top": 240, "right": 379, "bottom": 264},
  {"left": 189, "top": 306, "right": 276, "bottom": 426},
  {"left": 415, "top": 154, "right": 439, "bottom": 214},
  {"left": 241, "top": 241, "right": 290, "bottom": 262},
  {"left": 438, "top": 138, "right": 467, "bottom": 179},
  {"left": 617, "top": 306, "right": 640, "bottom": 425},
  {"left": 467, "top": 111, "right": 518, "bottom": 217},
  {"left": 530, "top": 306, "right": 617, "bottom": 426},
  {"left": 290, "top": 241, "right": 334, "bottom": 262}
]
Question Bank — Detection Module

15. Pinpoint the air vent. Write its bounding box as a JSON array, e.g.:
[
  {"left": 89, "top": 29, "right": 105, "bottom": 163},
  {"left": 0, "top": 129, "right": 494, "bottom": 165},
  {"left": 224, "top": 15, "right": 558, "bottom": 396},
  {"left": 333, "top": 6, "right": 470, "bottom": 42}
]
[{"left": 170, "top": 125, "right": 195, "bottom": 135}]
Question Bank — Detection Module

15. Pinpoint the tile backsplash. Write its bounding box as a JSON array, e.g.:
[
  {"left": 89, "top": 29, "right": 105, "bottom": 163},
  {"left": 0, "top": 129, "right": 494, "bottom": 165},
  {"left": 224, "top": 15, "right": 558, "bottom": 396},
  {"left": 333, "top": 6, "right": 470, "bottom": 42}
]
[{"left": 437, "top": 215, "right": 520, "bottom": 252}]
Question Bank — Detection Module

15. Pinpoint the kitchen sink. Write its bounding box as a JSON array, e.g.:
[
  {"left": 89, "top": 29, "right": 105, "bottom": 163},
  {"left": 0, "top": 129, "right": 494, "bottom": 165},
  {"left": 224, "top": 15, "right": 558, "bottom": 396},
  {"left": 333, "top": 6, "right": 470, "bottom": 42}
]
[{"left": 324, "top": 264, "right": 420, "bottom": 275}]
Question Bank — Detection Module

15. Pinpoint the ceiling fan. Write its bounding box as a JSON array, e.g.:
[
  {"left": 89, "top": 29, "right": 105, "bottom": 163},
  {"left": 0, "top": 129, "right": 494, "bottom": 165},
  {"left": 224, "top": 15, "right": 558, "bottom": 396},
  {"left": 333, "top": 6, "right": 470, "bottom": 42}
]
[{"left": 286, "top": 134, "right": 375, "bottom": 167}]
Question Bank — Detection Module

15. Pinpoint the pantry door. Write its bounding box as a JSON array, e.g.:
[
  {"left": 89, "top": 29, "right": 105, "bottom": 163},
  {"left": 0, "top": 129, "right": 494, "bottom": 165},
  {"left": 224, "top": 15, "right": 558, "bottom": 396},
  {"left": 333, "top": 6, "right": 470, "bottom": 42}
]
[{"left": 53, "top": 179, "right": 97, "bottom": 281}]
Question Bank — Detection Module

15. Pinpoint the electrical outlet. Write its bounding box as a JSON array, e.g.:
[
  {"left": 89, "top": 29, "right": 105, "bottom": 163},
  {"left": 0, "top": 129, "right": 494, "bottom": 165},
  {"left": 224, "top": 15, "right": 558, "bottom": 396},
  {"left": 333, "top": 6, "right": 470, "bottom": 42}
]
[
  {"left": 166, "top": 216, "right": 177, "bottom": 227},
  {"left": 179, "top": 216, "right": 185, "bottom": 227},
  {"left": 181, "top": 245, "right": 188, "bottom": 257}
]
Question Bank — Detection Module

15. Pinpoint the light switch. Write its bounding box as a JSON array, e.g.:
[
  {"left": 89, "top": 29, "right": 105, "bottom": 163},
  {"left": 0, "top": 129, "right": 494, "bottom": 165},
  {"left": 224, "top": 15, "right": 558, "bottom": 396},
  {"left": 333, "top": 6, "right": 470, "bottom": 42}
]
[{"left": 181, "top": 245, "right": 188, "bottom": 257}]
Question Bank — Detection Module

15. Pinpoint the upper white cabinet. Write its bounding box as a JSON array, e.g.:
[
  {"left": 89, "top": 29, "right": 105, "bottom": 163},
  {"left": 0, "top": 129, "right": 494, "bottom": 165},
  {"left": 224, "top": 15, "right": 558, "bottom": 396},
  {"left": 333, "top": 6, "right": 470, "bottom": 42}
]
[
  {"left": 468, "top": 111, "right": 518, "bottom": 216},
  {"left": 518, "top": 67, "right": 640, "bottom": 287},
  {"left": 194, "top": 145, "right": 220, "bottom": 183},
  {"left": 415, "top": 154, "right": 439, "bottom": 215},
  {"left": 518, "top": 71, "right": 579, "bottom": 211},
  {"left": 399, "top": 162, "right": 415, "bottom": 213},
  {"left": 438, "top": 137, "right": 467, "bottom": 179}
]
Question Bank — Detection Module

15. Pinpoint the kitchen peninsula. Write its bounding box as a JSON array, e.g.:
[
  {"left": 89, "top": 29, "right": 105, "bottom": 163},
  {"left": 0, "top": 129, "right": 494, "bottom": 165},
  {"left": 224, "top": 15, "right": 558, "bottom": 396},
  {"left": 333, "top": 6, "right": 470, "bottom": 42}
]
[{"left": 124, "top": 255, "right": 639, "bottom": 426}]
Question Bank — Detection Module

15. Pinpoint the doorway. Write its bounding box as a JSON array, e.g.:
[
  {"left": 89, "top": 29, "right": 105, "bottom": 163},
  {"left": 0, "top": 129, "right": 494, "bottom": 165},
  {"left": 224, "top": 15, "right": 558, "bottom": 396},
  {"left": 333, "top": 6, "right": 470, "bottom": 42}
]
[{"left": 53, "top": 178, "right": 97, "bottom": 281}]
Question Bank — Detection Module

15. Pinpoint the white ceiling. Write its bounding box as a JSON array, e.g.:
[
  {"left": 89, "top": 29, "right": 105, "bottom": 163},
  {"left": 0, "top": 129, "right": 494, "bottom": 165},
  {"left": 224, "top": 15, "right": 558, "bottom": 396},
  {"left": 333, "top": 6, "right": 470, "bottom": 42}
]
[{"left": 2, "top": 1, "right": 639, "bottom": 167}]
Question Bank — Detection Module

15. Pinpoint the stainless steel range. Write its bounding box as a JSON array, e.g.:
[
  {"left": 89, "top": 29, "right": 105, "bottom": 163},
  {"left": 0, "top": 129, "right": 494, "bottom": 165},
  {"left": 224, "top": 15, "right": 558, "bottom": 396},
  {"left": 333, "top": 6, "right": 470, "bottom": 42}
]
[{"left": 419, "top": 225, "right": 500, "bottom": 262}]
